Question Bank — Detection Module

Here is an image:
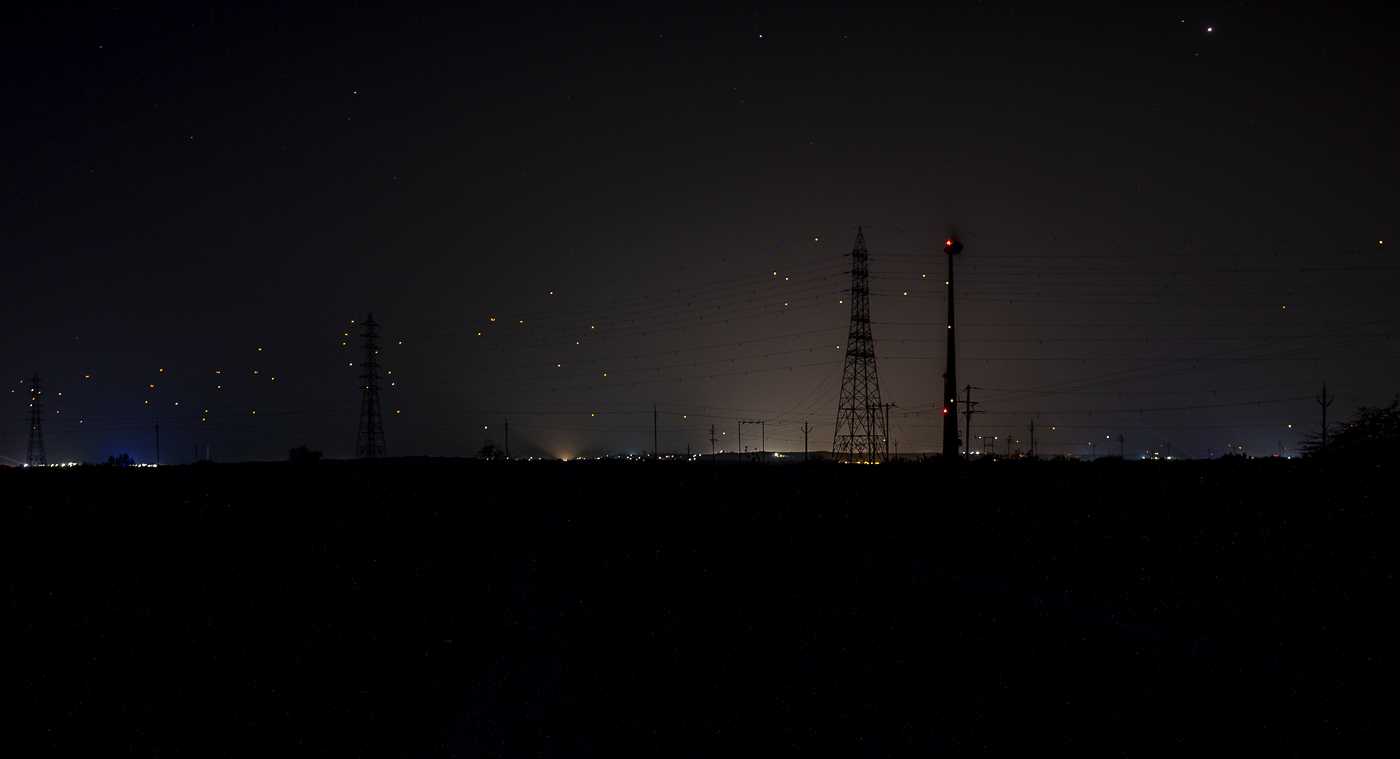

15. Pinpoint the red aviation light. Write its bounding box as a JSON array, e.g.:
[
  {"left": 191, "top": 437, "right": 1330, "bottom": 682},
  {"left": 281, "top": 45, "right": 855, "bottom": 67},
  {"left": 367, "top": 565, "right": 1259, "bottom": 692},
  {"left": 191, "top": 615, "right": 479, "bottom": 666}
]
[{"left": 945, "top": 238, "right": 963, "bottom": 255}]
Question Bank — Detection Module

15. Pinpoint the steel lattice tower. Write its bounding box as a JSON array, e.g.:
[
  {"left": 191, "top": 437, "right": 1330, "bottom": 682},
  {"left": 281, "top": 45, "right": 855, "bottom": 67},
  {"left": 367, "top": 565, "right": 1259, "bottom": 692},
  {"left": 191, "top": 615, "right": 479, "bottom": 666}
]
[
  {"left": 832, "top": 228, "right": 888, "bottom": 463},
  {"left": 27, "top": 374, "right": 46, "bottom": 467},
  {"left": 355, "top": 313, "right": 387, "bottom": 459}
]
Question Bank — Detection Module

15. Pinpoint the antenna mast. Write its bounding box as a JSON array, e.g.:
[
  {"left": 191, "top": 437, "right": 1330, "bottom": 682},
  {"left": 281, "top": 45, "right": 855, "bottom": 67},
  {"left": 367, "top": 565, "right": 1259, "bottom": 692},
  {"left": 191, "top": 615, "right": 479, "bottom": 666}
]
[{"left": 942, "top": 237, "right": 964, "bottom": 457}]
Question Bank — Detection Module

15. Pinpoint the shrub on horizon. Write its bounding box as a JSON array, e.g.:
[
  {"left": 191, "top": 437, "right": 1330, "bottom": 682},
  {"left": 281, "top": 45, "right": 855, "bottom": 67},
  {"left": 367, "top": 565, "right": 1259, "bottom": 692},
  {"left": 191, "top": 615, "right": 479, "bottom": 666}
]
[
  {"left": 289, "top": 446, "right": 323, "bottom": 466},
  {"left": 477, "top": 439, "right": 507, "bottom": 460},
  {"left": 1301, "top": 399, "right": 1400, "bottom": 459}
]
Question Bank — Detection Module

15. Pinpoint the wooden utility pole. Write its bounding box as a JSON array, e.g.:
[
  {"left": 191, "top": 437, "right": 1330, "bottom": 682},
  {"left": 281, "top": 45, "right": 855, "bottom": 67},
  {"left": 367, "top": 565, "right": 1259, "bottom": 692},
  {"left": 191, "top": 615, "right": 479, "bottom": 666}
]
[
  {"left": 801, "top": 421, "right": 811, "bottom": 461},
  {"left": 870, "top": 402, "right": 896, "bottom": 462},
  {"left": 740, "top": 420, "right": 764, "bottom": 463},
  {"left": 1317, "top": 383, "right": 1334, "bottom": 450},
  {"left": 961, "top": 386, "right": 979, "bottom": 460}
]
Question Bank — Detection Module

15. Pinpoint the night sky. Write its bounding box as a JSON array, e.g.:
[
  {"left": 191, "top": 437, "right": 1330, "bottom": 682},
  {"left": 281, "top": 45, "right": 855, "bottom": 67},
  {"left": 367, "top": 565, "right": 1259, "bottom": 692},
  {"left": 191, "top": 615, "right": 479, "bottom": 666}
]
[{"left": 4, "top": 2, "right": 1396, "bottom": 463}]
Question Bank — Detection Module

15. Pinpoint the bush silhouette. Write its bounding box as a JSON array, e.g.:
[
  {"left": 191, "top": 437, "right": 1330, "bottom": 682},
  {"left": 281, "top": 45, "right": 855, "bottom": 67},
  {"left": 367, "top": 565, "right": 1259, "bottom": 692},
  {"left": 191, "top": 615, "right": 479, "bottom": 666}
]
[
  {"left": 1301, "top": 399, "right": 1400, "bottom": 459},
  {"left": 477, "top": 439, "right": 507, "bottom": 460},
  {"left": 288, "top": 446, "right": 323, "bottom": 466}
]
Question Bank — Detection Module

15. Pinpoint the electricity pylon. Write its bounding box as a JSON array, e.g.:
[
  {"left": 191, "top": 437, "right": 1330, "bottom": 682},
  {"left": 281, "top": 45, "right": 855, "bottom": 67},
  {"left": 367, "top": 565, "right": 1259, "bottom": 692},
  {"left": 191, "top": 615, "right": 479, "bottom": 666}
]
[
  {"left": 833, "top": 227, "right": 887, "bottom": 463},
  {"left": 355, "top": 313, "right": 386, "bottom": 459},
  {"left": 27, "top": 374, "right": 46, "bottom": 467}
]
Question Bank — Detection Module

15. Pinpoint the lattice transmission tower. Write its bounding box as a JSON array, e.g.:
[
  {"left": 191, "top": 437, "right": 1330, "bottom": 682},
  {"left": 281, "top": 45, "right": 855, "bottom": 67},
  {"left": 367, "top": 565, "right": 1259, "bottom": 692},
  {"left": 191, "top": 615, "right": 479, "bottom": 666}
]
[
  {"left": 832, "top": 227, "right": 888, "bottom": 463},
  {"left": 27, "top": 374, "right": 46, "bottom": 467},
  {"left": 355, "top": 313, "right": 387, "bottom": 459}
]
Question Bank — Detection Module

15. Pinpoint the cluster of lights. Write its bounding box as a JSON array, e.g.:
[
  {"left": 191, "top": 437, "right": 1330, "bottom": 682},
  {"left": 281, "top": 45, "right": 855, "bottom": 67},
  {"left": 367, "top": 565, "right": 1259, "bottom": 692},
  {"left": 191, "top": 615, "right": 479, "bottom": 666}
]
[{"left": 15, "top": 462, "right": 177, "bottom": 468}]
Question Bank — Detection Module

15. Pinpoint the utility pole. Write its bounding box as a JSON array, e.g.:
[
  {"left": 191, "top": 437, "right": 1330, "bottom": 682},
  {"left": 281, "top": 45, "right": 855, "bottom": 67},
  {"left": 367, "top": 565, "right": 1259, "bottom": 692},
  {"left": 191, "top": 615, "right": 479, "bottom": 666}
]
[
  {"left": 740, "top": 420, "right": 763, "bottom": 463},
  {"left": 653, "top": 404, "right": 658, "bottom": 460},
  {"left": 1317, "top": 382, "right": 1334, "bottom": 450},
  {"left": 942, "top": 237, "right": 964, "bottom": 457},
  {"left": 963, "top": 386, "right": 974, "bottom": 459},
  {"left": 833, "top": 228, "right": 888, "bottom": 463},
  {"left": 963, "top": 389, "right": 985, "bottom": 462},
  {"left": 885, "top": 404, "right": 890, "bottom": 461},
  {"left": 710, "top": 425, "right": 716, "bottom": 462},
  {"left": 26, "top": 374, "right": 46, "bottom": 467},
  {"left": 355, "top": 313, "right": 387, "bottom": 460},
  {"left": 801, "top": 421, "right": 811, "bottom": 462},
  {"left": 870, "top": 402, "right": 896, "bottom": 462},
  {"left": 1027, "top": 418, "right": 1036, "bottom": 458},
  {"left": 1118, "top": 433, "right": 1125, "bottom": 459},
  {"left": 504, "top": 420, "right": 509, "bottom": 459}
]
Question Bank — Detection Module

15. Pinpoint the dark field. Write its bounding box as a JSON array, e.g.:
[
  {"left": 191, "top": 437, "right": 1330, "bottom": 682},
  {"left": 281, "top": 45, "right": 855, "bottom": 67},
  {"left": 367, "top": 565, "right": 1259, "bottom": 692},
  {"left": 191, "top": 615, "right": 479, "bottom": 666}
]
[{"left": 5, "top": 459, "right": 1394, "bottom": 754}]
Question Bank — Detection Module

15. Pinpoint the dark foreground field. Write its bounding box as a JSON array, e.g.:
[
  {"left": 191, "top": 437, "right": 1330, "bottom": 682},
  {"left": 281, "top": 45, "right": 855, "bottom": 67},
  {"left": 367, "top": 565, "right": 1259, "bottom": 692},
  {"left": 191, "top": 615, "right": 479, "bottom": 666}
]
[{"left": 4, "top": 458, "right": 1394, "bottom": 754}]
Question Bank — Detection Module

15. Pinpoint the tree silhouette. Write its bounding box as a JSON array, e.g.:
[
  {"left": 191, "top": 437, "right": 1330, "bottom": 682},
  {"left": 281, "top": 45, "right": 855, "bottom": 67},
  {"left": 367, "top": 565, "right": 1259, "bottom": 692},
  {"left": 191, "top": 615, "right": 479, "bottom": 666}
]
[
  {"left": 288, "top": 446, "right": 323, "bottom": 466},
  {"left": 1301, "top": 399, "right": 1400, "bottom": 459},
  {"left": 477, "top": 438, "right": 507, "bottom": 460},
  {"left": 105, "top": 453, "right": 135, "bottom": 467}
]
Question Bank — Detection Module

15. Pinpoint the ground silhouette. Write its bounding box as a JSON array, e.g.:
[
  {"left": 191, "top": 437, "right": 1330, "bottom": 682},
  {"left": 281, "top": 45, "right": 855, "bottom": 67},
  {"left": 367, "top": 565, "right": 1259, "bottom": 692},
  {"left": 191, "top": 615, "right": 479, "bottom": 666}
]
[{"left": 4, "top": 458, "right": 1392, "bottom": 753}]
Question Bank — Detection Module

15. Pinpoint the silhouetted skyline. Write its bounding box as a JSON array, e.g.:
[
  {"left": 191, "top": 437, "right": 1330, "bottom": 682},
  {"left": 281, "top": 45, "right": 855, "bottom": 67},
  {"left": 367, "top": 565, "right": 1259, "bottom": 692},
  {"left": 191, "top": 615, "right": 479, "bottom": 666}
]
[{"left": 3, "top": 3, "right": 1396, "bottom": 462}]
